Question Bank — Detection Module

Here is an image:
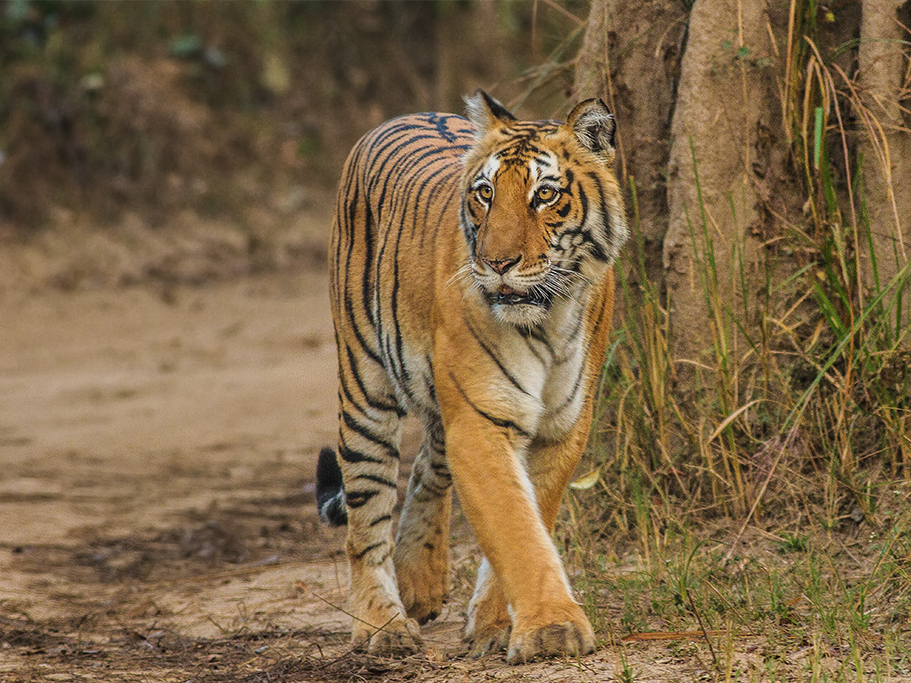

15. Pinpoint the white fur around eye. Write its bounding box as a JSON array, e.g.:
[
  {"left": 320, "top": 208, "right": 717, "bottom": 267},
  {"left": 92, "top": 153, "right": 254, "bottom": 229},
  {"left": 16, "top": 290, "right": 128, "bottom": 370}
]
[{"left": 481, "top": 156, "right": 501, "bottom": 180}]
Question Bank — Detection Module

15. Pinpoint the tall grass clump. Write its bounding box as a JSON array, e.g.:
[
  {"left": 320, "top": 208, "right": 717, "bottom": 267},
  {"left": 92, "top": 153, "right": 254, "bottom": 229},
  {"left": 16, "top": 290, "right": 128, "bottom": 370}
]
[{"left": 564, "top": 0, "right": 911, "bottom": 669}]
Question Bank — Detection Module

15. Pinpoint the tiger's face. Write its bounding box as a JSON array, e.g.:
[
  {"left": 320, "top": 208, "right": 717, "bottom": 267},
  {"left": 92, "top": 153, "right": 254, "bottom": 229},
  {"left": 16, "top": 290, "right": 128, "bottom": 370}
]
[{"left": 460, "top": 92, "right": 626, "bottom": 327}]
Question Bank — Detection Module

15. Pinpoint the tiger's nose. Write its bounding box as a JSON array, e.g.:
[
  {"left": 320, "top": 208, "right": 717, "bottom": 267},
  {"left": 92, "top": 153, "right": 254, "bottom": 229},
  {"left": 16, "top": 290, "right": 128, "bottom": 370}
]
[{"left": 483, "top": 256, "right": 520, "bottom": 275}]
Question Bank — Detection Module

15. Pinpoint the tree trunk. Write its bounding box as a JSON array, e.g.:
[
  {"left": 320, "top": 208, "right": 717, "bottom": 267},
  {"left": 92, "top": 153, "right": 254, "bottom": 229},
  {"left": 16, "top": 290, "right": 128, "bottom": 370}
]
[
  {"left": 858, "top": 0, "right": 911, "bottom": 299},
  {"left": 661, "top": 0, "right": 781, "bottom": 358},
  {"left": 574, "top": 0, "right": 687, "bottom": 285}
]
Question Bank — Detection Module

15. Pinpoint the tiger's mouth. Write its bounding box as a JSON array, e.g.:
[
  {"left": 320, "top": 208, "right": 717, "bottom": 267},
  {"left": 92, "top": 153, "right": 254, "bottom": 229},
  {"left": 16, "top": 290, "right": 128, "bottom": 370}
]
[{"left": 489, "top": 284, "right": 551, "bottom": 308}]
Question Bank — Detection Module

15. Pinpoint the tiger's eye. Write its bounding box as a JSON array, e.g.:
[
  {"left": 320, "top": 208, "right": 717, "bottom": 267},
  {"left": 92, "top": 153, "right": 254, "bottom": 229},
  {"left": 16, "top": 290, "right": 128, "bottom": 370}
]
[
  {"left": 535, "top": 186, "right": 558, "bottom": 203},
  {"left": 477, "top": 184, "right": 493, "bottom": 202}
]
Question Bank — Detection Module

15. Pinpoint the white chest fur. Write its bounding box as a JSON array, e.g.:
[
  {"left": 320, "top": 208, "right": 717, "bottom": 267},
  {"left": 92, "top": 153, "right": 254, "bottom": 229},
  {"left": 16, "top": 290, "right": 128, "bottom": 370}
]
[{"left": 482, "top": 294, "right": 592, "bottom": 443}]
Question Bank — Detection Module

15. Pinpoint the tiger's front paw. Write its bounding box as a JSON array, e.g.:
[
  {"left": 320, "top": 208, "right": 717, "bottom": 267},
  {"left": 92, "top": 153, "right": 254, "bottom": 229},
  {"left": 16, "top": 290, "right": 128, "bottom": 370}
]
[
  {"left": 507, "top": 605, "right": 595, "bottom": 663},
  {"left": 355, "top": 616, "right": 423, "bottom": 656},
  {"left": 465, "top": 577, "right": 511, "bottom": 657},
  {"left": 467, "top": 623, "right": 511, "bottom": 658}
]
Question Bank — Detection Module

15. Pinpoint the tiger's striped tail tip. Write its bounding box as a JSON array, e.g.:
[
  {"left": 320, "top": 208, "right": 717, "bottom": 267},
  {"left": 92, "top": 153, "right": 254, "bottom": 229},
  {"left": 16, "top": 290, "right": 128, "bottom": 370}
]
[{"left": 316, "top": 447, "right": 348, "bottom": 527}]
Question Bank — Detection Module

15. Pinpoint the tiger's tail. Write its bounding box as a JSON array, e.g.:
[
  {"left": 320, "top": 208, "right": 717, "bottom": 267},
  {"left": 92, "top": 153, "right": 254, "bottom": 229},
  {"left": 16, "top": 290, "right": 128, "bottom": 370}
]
[{"left": 315, "top": 447, "right": 348, "bottom": 526}]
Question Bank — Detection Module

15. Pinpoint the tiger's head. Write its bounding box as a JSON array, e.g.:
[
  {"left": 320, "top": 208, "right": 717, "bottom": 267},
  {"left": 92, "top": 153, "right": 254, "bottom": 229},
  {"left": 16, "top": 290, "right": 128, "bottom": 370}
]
[{"left": 459, "top": 90, "right": 627, "bottom": 327}]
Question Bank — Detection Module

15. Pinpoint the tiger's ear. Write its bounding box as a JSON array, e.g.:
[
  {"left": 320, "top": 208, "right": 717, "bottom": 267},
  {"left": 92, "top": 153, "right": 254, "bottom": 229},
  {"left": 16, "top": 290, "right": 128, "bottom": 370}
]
[
  {"left": 465, "top": 90, "right": 516, "bottom": 135},
  {"left": 565, "top": 99, "right": 616, "bottom": 162}
]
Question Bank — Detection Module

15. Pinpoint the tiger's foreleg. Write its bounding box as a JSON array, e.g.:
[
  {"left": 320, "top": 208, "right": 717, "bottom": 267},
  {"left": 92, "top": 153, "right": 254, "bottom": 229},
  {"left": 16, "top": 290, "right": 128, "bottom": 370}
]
[
  {"left": 336, "top": 351, "right": 422, "bottom": 654},
  {"left": 393, "top": 421, "right": 453, "bottom": 623},
  {"left": 506, "top": 419, "right": 599, "bottom": 662},
  {"left": 462, "top": 421, "right": 597, "bottom": 662},
  {"left": 465, "top": 556, "right": 511, "bottom": 657},
  {"left": 440, "top": 396, "right": 594, "bottom": 664}
]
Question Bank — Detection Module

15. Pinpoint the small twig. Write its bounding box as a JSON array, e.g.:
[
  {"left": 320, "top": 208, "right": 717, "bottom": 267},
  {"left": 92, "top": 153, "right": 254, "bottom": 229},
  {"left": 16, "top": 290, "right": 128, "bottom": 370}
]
[
  {"left": 307, "top": 588, "right": 393, "bottom": 632},
  {"left": 703, "top": 578, "right": 759, "bottom": 637},
  {"left": 621, "top": 630, "right": 733, "bottom": 643},
  {"left": 301, "top": 582, "right": 450, "bottom": 648},
  {"left": 538, "top": 0, "right": 584, "bottom": 26},
  {"left": 724, "top": 426, "right": 798, "bottom": 561},
  {"left": 316, "top": 614, "right": 398, "bottom": 671}
]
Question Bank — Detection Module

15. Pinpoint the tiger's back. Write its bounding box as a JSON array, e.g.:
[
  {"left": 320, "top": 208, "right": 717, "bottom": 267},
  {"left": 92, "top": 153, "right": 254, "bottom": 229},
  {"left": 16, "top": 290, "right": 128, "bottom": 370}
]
[{"left": 329, "top": 112, "right": 475, "bottom": 418}]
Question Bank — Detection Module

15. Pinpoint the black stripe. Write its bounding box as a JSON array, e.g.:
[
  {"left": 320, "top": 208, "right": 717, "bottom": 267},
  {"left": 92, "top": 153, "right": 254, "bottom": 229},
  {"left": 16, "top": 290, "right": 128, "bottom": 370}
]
[
  {"left": 583, "top": 173, "right": 613, "bottom": 261},
  {"left": 418, "top": 479, "right": 451, "bottom": 498},
  {"left": 339, "top": 444, "right": 382, "bottom": 465},
  {"left": 353, "top": 473, "right": 397, "bottom": 488},
  {"left": 520, "top": 323, "right": 555, "bottom": 359},
  {"left": 389, "top": 226, "right": 408, "bottom": 390},
  {"left": 554, "top": 310, "right": 586, "bottom": 366},
  {"left": 429, "top": 112, "right": 474, "bottom": 143},
  {"left": 342, "top": 410, "right": 398, "bottom": 456},
  {"left": 346, "top": 490, "right": 379, "bottom": 509},
  {"left": 360, "top": 199, "right": 377, "bottom": 330},
  {"left": 522, "top": 334, "right": 549, "bottom": 366},
  {"left": 353, "top": 541, "right": 385, "bottom": 560},
  {"left": 369, "top": 514, "right": 393, "bottom": 527},
  {"left": 338, "top": 353, "right": 374, "bottom": 419},
  {"left": 430, "top": 463, "right": 451, "bottom": 477},
  {"left": 421, "top": 179, "right": 460, "bottom": 248},
  {"left": 423, "top": 362, "right": 438, "bottom": 410},
  {"left": 344, "top": 343, "right": 405, "bottom": 417},
  {"left": 449, "top": 372, "right": 531, "bottom": 438},
  {"left": 341, "top": 237, "right": 383, "bottom": 366},
  {"left": 428, "top": 428, "right": 445, "bottom": 452},
  {"left": 465, "top": 317, "right": 532, "bottom": 397},
  {"left": 412, "top": 167, "right": 459, "bottom": 241},
  {"left": 552, "top": 362, "right": 586, "bottom": 417},
  {"left": 573, "top": 180, "right": 590, "bottom": 242}
]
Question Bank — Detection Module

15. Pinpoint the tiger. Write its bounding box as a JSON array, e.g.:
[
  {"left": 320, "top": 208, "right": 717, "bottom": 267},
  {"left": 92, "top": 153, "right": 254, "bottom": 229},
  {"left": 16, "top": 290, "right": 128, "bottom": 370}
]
[{"left": 316, "top": 90, "right": 627, "bottom": 663}]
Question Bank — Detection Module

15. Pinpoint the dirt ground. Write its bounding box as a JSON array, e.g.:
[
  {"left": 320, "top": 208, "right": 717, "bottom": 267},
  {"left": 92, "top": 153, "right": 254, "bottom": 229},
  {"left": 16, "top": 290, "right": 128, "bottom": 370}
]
[{"left": 0, "top": 217, "right": 713, "bottom": 683}]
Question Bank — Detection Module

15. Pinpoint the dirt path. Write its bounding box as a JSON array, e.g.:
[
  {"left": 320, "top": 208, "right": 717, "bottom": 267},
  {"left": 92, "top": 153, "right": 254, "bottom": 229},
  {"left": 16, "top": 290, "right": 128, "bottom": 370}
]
[
  {"left": 0, "top": 251, "right": 659, "bottom": 681},
  {"left": 0, "top": 267, "right": 356, "bottom": 677}
]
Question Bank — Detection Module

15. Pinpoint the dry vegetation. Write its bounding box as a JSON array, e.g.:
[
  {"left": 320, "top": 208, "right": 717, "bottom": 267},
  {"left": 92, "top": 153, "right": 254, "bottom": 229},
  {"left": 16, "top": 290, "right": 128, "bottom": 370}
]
[{"left": 0, "top": 1, "right": 583, "bottom": 231}]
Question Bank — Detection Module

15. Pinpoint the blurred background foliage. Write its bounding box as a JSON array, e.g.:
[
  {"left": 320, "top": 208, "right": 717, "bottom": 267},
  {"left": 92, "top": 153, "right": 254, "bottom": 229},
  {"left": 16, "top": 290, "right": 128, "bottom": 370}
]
[{"left": 0, "top": 0, "right": 586, "bottom": 229}]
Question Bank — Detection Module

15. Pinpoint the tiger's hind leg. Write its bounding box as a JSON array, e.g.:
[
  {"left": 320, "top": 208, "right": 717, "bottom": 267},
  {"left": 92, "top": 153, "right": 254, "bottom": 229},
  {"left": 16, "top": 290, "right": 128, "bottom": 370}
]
[
  {"left": 335, "top": 345, "right": 422, "bottom": 655},
  {"left": 394, "top": 420, "right": 453, "bottom": 624}
]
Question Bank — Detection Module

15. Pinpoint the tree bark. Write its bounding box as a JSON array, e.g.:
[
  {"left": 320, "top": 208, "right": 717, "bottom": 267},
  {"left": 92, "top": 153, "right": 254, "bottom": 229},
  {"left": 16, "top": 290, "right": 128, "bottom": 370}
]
[
  {"left": 575, "top": 0, "right": 909, "bottom": 359},
  {"left": 574, "top": 0, "right": 687, "bottom": 270},
  {"left": 857, "top": 0, "right": 911, "bottom": 298},
  {"left": 661, "top": 0, "right": 782, "bottom": 357}
]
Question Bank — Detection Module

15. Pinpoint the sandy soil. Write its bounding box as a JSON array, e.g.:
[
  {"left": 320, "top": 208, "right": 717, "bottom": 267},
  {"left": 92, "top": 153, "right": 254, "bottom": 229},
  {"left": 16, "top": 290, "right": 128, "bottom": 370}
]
[{"left": 0, "top": 225, "right": 678, "bottom": 682}]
